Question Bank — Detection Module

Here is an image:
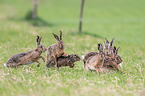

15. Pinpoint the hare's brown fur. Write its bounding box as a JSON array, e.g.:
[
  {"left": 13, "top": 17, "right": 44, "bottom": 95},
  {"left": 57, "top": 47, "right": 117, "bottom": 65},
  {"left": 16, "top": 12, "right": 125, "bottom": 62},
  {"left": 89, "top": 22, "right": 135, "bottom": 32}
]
[
  {"left": 83, "top": 38, "right": 115, "bottom": 65},
  {"left": 46, "top": 30, "right": 67, "bottom": 68},
  {"left": 104, "top": 56, "right": 123, "bottom": 73},
  {"left": 103, "top": 38, "right": 123, "bottom": 67},
  {"left": 84, "top": 44, "right": 105, "bottom": 73},
  {"left": 103, "top": 46, "right": 123, "bottom": 73},
  {"left": 46, "top": 54, "right": 80, "bottom": 68},
  {"left": 83, "top": 38, "right": 123, "bottom": 73},
  {"left": 83, "top": 52, "right": 98, "bottom": 64},
  {"left": 6, "top": 36, "right": 46, "bottom": 67}
]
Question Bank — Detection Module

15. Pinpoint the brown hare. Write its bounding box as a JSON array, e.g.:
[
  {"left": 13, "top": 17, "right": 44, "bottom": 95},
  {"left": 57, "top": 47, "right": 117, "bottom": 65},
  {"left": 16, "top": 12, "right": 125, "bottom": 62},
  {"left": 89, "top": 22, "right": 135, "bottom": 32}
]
[
  {"left": 4, "top": 36, "right": 46, "bottom": 67},
  {"left": 46, "top": 30, "right": 67, "bottom": 68},
  {"left": 83, "top": 38, "right": 115, "bottom": 65},
  {"left": 103, "top": 38, "right": 123, "bottom": 68},
  {"left": 83, "top": 38, "right": 123, "bottom": 73},
  {"left": 46, "top": 54, "right": 81, "bottom": 68},
  {"left": 104, "top": 46, "right": 123, "bottom": 73},
  {"left": 84, "top": 43, "right": 105, "bottom": 73},
  {"left": 104, "top": 38, "right": 123, "bottom": 67},
  {"left": 113, "top": 46, "right": 123, "bottom": 68}
]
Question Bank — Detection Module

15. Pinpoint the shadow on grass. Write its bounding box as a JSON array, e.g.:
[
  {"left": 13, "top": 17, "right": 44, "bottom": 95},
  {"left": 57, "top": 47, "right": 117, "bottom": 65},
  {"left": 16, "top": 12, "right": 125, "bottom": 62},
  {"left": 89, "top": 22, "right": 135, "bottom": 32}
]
[
  {"left": 25, "top": 17, "right": 54, "bottom": 27},
  {"left": 70, "top": 31, "right": 104, "bottom": 39},
  {"left": 8, "top": 14, "right": 54, "bottom": 27},
  {"left": 25, "top": 11, "right": 54, "bottom": 27},
  {"left": 82, "top": 31, "right": 103, "bottom": 38}
]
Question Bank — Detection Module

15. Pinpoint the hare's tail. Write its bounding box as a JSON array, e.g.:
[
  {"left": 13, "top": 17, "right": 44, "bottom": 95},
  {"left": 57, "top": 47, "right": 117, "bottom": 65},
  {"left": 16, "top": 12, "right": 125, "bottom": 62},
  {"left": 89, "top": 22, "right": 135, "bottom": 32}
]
[
  {"left": 81, "top": 55, "right": 85, "bottom": 59},
  {"left": 4, "top": 63, "right": 7, "bottom": 67},
  {"left": 119, "top": 62, "right": 123, "bottom": 69}
]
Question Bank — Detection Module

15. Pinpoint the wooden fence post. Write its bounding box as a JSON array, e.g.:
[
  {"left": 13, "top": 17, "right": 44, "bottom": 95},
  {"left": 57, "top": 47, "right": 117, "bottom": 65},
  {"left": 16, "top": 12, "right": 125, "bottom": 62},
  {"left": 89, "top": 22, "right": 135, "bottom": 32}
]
[
  {"left": 79, "top": 0, "right": 85, "bottom": 33},
  {"left": 32, "top": 0, "right": 38, "bottom": 19}
]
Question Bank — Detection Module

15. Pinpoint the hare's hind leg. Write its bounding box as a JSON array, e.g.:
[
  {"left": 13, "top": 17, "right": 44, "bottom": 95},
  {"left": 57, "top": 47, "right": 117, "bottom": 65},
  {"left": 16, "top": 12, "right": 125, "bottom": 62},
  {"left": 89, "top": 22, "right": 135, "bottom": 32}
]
[
  {"left": 95, "top": 67, "right": 100, "bottom": 73},
  {"left": 16, "top": 62, "right": 22, "bottom": 66},
  {"left": 62, "top": 52, "right": 68, "bottom": 57},
  {"left": 69, "top": 63, "right": 74, "bottom": 68},
  {"left": 7, "top": 63, "right": 16, "bottom": 67},
  {"left": 45, "top": 53, "right": 49, "bottom": 65},
  {"left": 7, "top": 63, "right": 21, "bottom": 68},
  {"left": 40, "top": 55, "right": 45, "bottom": 62},
  {"left": 35, "top": 60, "right": 40, "bottom": 67}
]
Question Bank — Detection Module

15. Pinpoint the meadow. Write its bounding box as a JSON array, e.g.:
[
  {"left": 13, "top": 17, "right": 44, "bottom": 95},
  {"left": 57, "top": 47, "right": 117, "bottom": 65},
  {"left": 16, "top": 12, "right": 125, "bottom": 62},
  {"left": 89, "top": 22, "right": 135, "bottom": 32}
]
[{"left": 0, "top": 0, "right": 145, "bottom": 96}]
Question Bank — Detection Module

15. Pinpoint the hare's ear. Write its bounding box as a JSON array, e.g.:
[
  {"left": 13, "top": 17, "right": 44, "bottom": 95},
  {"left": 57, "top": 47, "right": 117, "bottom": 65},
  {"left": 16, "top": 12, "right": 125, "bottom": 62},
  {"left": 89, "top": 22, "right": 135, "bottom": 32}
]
[
  {"left": 59, "top": 30, "right": 62, "bottom": 40},
  {"left": 108, "top": 43, "right": 111, "bottom": 53},
  {"left": 105, "top": 38, "right": 109, "bottom": 44},
  {"left": 103, "top": 42, "right": 106, "bottom": 49},
  {"left": 108, "top": 43, "right": 110, "bottom": 50},
  {"left": 116, "top": 47, "right": 120, "bottom": 55},
  {"left": 38, "top": 36, "right": 42, "bottom": 44},
  {"left": 36, "top": 35, "right": 40, "bottom": 45},
  {"left": 52, "top": 33, "right": 59, "bottom": 41},
  {"left": 113, "top": 46, "right": 116, "bottom": 53},
  {"left": 98, "top": 43, "right": 103, "bottom": 52},
  {"left": 111, "top": 46, "right": 116, "bottom": 57},
  {"left": 110, "top": 38, "right": 115, "bottom": 47},
  {"left": 113, "top": 46, "right": 120, "bottom": 56}
]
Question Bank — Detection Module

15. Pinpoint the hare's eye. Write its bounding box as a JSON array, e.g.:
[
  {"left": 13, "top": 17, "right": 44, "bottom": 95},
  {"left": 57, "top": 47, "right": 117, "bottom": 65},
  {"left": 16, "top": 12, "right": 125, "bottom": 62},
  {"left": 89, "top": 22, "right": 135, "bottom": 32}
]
[{"left": 116, "top": 57, "right": 118, "bottom": 60}]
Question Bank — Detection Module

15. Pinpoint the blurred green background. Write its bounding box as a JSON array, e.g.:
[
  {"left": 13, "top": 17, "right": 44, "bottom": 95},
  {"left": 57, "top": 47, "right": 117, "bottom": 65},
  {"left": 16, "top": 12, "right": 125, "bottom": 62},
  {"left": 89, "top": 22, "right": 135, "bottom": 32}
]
[{"left": 0, "top": 0, "right": 145, "bottom": 96}]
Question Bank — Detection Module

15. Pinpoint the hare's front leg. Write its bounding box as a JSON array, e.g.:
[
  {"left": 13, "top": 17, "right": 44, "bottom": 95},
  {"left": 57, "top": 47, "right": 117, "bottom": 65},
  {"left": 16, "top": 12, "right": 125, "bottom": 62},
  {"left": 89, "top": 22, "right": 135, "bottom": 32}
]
[
  {"left": 35, "top": 60, "right": 40, "bottom": 67},
  {"left": 84, "top": 64, "right": 89, "bottom": 73},
  {"left": 112, "top": 64, "right": 120, "bottom": 71},
  {"left": 40, "top": 55, "right": 45, "bottom": 62},
  {"left": 95, "top": 67, "right": 100, "bottom": 73},
  {"left": 112, "top": 64, "right": 124, "bottom": 73},
  {"left": 116, "top": 67, "right": 124, "bottom": 73},
  {"left": 100, "top": 67, "right": 105, "bottom": 73},
  {"left": 54, "top": 55, "right": 58, "bottom": 69},
  {"left": 45, "top": 53, "right": 49, "bottom": 65},
  {"left": 62, "top": 52, "right": 68, "bottom": 57}
]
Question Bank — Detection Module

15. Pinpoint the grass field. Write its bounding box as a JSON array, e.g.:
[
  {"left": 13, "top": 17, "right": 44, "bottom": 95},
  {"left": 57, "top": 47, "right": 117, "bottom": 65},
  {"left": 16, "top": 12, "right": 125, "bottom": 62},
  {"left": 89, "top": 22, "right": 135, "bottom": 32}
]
[{"left": 0, "top": 0, "right": 145, "bottom": 96}]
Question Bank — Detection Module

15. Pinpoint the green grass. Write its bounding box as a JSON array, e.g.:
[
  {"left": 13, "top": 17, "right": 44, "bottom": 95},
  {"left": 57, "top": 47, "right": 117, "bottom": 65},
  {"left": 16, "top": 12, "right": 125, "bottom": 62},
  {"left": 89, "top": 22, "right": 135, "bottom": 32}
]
[{"left": 0, "top": 0, "right": 145, "bottom": 96}]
